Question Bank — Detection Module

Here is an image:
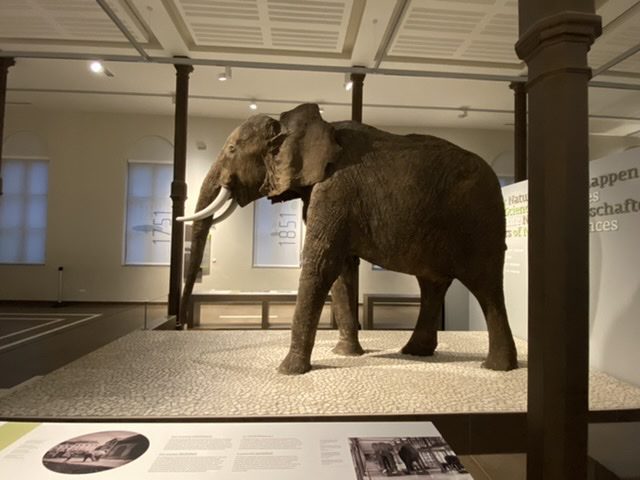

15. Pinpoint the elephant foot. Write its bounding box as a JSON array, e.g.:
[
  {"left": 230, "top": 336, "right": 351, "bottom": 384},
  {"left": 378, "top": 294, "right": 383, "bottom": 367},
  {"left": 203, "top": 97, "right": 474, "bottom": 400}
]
[
  {"left": 277, "top": 351, "right": 311, "bottom": 375},
  {"left": 401, "top": 338, "right": 437, "bottom": 356},
  {"left": 332, "top": 339, "right": 365, "bottom": 357},
  {"left": 482, "top": 351, "right": 518, "bottom": 371}
]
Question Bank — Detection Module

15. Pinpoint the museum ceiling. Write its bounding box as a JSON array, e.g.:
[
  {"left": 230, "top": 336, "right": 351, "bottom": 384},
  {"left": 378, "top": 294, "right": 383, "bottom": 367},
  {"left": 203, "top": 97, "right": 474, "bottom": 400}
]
[{"left": 1, "top": 0, "right": 639, "bottom": 135}]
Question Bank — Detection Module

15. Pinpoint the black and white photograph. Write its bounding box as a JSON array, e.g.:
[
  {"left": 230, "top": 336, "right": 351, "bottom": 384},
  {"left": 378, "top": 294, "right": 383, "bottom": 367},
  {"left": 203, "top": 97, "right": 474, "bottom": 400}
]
[
  {"left": 42, "top": 431, "right": 150, "bottom": 474},
  {"left": 349, "top": 436, "right": 472, "bottom": 479}
]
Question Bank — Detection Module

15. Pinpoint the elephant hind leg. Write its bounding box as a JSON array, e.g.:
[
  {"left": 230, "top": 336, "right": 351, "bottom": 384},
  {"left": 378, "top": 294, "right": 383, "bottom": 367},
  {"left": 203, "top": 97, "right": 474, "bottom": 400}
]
[
  {"left": 401, "top": 277, "right": 451, "bottom": 356},
  {"left": 330, "top": 256, "right": 365, "bottom": 356},
  {"left": 465, "top": 268, "right": 518, "bottom": 371}
]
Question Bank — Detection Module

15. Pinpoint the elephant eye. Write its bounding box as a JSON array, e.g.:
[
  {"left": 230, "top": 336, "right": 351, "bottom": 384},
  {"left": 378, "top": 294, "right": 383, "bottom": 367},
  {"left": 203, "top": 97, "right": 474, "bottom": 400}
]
[{"left": 228, "top": 144, "right": 236, "bottom": 153}]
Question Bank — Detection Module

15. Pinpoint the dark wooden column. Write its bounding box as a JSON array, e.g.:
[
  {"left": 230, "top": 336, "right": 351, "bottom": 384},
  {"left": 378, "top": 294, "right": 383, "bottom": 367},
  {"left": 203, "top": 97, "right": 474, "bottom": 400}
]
[
  {"left": 0, "top": 57, "right": 16, "bottom": 196},
  {"left": 331, "top": 70, "right": 365, "bottom": 329},
  {"left": 350, "top": 71, "right": 365, "bottom": 323},
  {"left": 515, "top": 4, "right": 601, "bottom": 480},
  {"left": 510, "top": 81, "right": 527, "bottom": 181},
  {"left": 168, "top": 61, "right": 194, "bottom": 326},
  {"left": 351, "top": 71, "right": 365, "bottom": 123}
]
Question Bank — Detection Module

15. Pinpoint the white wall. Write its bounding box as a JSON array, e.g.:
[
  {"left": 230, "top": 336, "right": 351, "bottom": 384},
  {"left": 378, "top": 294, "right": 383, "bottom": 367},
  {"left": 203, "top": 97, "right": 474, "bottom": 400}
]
[
  {"left": 1, "top": 108, "right": 238, "bottom": 302},
  {"left": 2, "top": 107, "right": 637, "bottom": 334}
]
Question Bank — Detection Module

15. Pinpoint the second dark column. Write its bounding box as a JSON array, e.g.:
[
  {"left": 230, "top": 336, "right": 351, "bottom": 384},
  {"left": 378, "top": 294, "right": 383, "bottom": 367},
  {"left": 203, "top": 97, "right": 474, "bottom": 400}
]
[
  {"left": 350, "top": 71, "right": 365, "bottom": 324},
  {"left": 510, "top": 81, "right": 527, "bottom": 182},
  {"left": 0, "top": 57, "right": 16, "bottom": 196},
  {"left": 168, "top": 61, "right": 194, "bottom": 326}
]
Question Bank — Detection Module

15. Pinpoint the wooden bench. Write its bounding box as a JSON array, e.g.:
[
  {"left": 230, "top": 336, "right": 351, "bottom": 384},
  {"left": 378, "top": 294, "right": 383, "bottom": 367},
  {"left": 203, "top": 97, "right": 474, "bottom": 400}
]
[
  {"left": 190, "top": 291, "right": 443, "bottom": 331},
  {"left": 188, "top": 291, "right": 332, "bottom": 329},
  {"left": 362, "top": 293, "right": 445, "bottom": 330}
]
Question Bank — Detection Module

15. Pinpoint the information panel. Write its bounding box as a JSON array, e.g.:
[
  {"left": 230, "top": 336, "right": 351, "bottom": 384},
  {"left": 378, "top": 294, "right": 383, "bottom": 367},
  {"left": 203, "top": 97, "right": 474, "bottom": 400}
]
[
  {"left": 478, "top": 148, "right": 639, "bottom": 386},
  {"left": 587, "top": 149, "right": 639, "bottom": 386},
  {"left": 502, "top": 181, "right": 529, "bottom": 340},
  {"left": 0, "top": 421, "right": 472, "bottom": 479},
  {"left": 253, "top": 198, "right": 303, "bottom": 268}
]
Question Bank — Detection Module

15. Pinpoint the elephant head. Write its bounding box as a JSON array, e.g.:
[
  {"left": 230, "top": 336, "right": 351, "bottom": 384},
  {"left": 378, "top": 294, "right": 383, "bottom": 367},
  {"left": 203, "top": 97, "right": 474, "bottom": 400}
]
[{"left": 177, "top": 104, "right": 341, "bottom": 326}]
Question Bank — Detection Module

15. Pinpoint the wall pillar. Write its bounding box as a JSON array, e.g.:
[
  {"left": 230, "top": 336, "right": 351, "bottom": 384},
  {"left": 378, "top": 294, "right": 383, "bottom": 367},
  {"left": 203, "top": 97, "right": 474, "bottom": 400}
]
[
  {"left": 330, "top": 70, "right": 365, "bottom": 329},
  {"left": 515, "top": 5, "right": 601, "bottom": 479},
  {"left": 168, "top": 61, "right": 194, "bottom": 325},
  {"left": 510, "top": 81, "right": 527, "bottom": 181},
  {"left": 0, "top": 57, "right": 16, "bottom": 196}
]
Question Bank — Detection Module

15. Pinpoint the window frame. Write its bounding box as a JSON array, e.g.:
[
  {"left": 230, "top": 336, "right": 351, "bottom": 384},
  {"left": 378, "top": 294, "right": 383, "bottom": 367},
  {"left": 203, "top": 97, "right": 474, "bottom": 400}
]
[
  {"left": 122, "top": 159, "right": 174, "bottom": 267},
  {"left": 252, "top": 197, "right": 304, "bottom": 269},
  {"left": 0, "top": 155, "right": 50, "bottom": 266}
]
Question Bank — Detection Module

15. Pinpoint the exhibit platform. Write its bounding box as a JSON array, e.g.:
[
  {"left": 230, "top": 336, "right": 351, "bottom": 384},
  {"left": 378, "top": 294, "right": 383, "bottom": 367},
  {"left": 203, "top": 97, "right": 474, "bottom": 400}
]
[{"left": 1, "top": 330, "right": 639, "bottom": 419}]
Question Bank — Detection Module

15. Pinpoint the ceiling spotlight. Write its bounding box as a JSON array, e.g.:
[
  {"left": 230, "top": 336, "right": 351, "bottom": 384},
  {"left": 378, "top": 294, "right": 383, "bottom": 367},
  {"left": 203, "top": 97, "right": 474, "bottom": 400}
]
[
  {"left": 344, "top": 73, "right": 353, "bottom": 91},
  {"left": 458, "top": 107, "right": 469, "bottom": 119},
  {"left": 90, "top": 61, "right": 104, "bottom": 74},
  {"left": 218, "top": 66, "right": 232, "bottom": 82},
  {"left": 89, "top": 60, "right": 114, "bottom": 77},
  {"left": 249, "top": 102, "right": 258, "bottom": 111}
]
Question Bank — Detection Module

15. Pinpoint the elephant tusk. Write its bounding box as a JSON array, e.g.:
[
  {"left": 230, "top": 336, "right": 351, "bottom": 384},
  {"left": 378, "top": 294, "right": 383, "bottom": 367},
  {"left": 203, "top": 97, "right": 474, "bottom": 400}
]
[
  {"left": 211, "top": 199, "right": 238, "bottom": 225},
  {"left": 177, "top": 186, "right": 232, "bottom": 222}
]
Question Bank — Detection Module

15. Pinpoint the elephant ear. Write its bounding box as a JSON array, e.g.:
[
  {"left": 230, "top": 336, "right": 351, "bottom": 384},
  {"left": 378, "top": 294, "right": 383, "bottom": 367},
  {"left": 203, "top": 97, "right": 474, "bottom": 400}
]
[{"left": 261, "top": 103, "right": 341, "bottom": 198}]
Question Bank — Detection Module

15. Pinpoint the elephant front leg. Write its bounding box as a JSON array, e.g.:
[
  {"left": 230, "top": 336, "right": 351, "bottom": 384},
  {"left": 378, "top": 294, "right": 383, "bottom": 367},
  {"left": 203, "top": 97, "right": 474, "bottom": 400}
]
[
  {"left": 401, "top": 277, "right": 451, "bottom": 356},
  {"left": 330, "top": 256, "right": 365, "bottom": 356},
  {"left": 278, "top": 254, "right": 344, "bottom": 375}
]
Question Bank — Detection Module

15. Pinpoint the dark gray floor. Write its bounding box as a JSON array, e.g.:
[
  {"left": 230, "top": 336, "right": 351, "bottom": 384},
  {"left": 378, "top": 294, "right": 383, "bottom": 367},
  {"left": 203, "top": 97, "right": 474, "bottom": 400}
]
[{"left": 0, "top": 302, "right": 167, "bottom": 388}]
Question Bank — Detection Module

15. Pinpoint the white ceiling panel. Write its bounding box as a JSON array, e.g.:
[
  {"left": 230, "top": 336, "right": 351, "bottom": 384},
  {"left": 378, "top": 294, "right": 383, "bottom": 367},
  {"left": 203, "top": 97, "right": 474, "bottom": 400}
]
[
  {"left": 0, "top": 0, "right": 150, "bottom": 44},
  {"left": 388, "top": 0, "right": 519, "bottom": 66},
  {"left": 169, "top": 0, "right": 355, "bottom": 53},
  {"left": 590, "top": 1, "right": 640, "bottom": 73},
  {"left": 1, "top": 0, "right": 640, "bottom": 137}
]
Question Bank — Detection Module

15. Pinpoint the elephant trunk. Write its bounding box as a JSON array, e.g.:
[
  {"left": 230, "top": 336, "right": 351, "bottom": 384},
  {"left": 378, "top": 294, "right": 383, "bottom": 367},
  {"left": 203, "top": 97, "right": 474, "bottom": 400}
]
[
  {"left": 178, "top": 211, "right": 214, "bottom": 327},
  {"left": 178, "top": 166, "right": 221, "bottom": 327}
]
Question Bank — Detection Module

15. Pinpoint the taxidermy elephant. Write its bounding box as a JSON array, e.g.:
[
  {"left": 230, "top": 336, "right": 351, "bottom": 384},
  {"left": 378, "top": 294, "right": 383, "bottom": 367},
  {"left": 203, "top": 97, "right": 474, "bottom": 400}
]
[{"left": 178, "top": 103, "right": 518, "bottom": 375}]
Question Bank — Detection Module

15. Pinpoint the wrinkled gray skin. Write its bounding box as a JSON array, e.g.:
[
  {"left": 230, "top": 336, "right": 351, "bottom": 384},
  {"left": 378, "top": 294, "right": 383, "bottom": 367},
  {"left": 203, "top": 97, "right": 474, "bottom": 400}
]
[{"left": 180, "top": 103, "right": 518, "bottom": 375}]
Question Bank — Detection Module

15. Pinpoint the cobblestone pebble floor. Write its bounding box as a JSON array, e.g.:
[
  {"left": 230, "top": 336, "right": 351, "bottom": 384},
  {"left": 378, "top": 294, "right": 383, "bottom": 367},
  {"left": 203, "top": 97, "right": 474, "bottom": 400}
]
[{"left": 1, "top": 331, "right": 639, "bottom": 418}]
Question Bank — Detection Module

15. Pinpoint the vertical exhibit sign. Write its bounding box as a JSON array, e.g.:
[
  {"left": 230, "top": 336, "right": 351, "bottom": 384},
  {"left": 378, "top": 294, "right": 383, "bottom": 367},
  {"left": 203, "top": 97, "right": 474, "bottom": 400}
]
[
  {"left": 494, "top": 148, "right": 639, "bottom": 385},
  {"left": 502, "top": 181, "right": 529, "bottom": 341},
  {"left": 253, "top": 198, "right": 303, "bottom": 268},
  {"left": 587, "top": 149, "right": 639, "bottom": 385}
]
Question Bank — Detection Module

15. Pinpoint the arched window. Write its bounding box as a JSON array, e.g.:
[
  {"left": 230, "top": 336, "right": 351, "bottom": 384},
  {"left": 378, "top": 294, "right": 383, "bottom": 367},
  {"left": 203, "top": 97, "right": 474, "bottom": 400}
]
[
  {"left": 0, "top": 132, "right": 49, "bottom": 264},
  {"left": 253, "top": 197, "right": 303, "bottom": 268},
  {"left": 123, "top": 136, "right": 173, "bottom": 265}
]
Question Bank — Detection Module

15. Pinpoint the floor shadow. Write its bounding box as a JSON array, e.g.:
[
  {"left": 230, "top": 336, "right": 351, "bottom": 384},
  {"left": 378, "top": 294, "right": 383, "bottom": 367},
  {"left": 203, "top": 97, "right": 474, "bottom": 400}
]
[
  {"left": 310, "top": 364, "right": 341, "bottom": 371},
  {"left": 374, "top": 351, "right": 489, "bottom": 364}
]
